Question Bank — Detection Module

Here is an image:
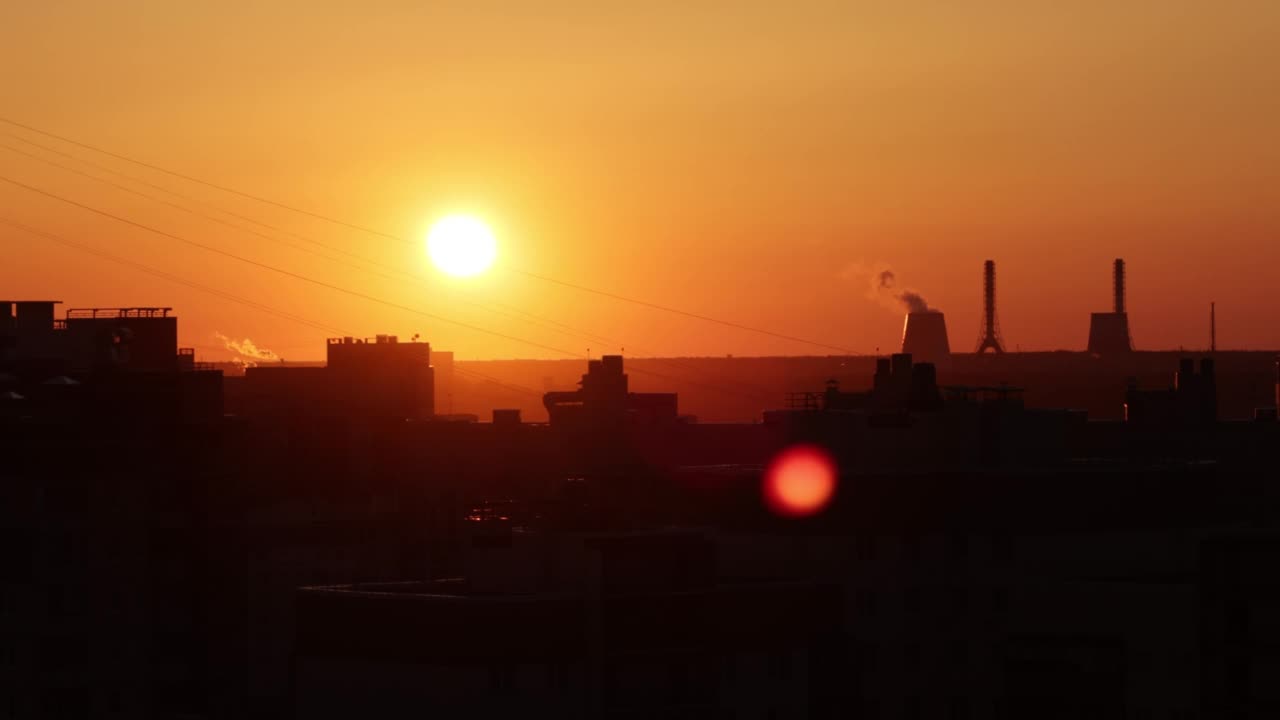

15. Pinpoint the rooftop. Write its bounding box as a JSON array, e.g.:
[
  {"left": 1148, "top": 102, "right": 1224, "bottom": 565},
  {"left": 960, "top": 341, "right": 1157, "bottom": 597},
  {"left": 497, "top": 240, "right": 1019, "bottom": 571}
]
[
  {"left": 327, "top": 334, "right": 425, "bottom": 345},
  {"left": 301, "top": 579, "right": 569, "bottom": 602},
  {"left": 66, "top": 307, "right": 172, "bottom": 319}
]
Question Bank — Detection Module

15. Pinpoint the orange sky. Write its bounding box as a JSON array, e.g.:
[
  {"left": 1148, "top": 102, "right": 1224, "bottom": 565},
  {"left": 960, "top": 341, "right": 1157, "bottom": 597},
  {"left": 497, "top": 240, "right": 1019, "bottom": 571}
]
[{"left": 3, "top": 2, "right": 1278, "bottom": 361}]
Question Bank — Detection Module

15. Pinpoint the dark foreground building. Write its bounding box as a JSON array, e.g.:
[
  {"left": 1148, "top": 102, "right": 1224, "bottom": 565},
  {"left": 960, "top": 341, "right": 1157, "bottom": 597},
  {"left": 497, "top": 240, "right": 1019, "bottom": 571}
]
[
  {"left": 239, "top": 334, "right": 434, "bottom": 420},
  {"left": 4, "top": 296, "right": 1280, "bottom": 719},
  {"left": 294, "top": 529, "right": 841, "bottom": 719}
]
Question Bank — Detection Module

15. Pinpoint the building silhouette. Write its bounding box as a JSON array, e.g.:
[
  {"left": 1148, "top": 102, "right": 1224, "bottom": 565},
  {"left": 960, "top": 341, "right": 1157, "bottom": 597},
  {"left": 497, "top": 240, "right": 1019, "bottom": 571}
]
[
  {"left": 0, "top": 300, "right": 221, "bottom": 422},
  {"left": 2, "top": 292, "right": 1280, "bottom": 719},
  {"left": 543, "top": 354, "right": 678, "bottom": 429},
  {"left": 3, "top": 301, "right": 183, "bottom": 373},
  {"left": 1125, "top": 357, "right": 1218, "bottom": 426},
  {"left": 294, "top": 528, "right": 841, "bottom": 718},
  {"left": 240, "top": 334, "right": 434, "bottom": 420}
]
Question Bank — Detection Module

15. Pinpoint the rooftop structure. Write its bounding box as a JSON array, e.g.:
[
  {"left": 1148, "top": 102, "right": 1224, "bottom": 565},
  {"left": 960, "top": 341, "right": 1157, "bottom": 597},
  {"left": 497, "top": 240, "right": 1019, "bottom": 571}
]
[
  {"left": 326, "top": 335, "right": 433, "bottom": 418},
  {"left": 1, "top": 300, "right": 61, "bottom": 329},
  {"left": 62, "top": 306, "right": 179, "bottom": 371},
  {"left": 1, "top": 301, "right": 62, "bottom": 363},
  {"left": 65, "top": 307, "right": 172, "bottom": 318},
  {"left": 240, "top": 334, "right": 435, "bottom": 420},
  {"left": 3, "top": 301, "right": 183, "bottom": 372},
  {"left": 1124, "top": 357, "right": 1217, "bottom": 426},
  {"left": 543, "top": 355, "right": 678, "bottom": 428}
]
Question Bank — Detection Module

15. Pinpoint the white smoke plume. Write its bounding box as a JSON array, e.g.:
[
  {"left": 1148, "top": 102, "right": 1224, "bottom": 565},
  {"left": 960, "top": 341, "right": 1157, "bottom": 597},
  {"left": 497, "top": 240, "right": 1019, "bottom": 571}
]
[
  {"left": 214, "top": 332, "right": 281, "bottom": 368},
  {"left": 845, "top": 262, "right": 938, "bottom": 314}
]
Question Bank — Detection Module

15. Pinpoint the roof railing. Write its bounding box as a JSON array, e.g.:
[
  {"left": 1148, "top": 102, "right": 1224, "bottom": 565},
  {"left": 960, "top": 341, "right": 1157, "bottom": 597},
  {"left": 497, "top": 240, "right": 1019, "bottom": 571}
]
[
  {"left": 784, "top": 391, "right": 823, "bottom": 411},
  {"left": 65, "top": 307, "right": 172, "bottom": 319},
  {"left": 327, "top": 335, "right": 405, "bottom": 345}
]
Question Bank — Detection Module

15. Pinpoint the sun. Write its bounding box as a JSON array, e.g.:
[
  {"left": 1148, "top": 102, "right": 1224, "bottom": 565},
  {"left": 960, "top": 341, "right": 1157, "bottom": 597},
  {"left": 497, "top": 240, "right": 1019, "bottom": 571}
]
[{"left": 426, "top": 215, "right": 497, "bottom": 277}]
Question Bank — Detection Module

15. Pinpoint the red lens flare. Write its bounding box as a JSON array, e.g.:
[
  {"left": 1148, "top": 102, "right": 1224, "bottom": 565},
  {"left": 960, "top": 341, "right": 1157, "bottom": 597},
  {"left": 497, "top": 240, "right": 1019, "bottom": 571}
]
[{"left": 763, "top": 444, "right": 837, "bottom": 517}]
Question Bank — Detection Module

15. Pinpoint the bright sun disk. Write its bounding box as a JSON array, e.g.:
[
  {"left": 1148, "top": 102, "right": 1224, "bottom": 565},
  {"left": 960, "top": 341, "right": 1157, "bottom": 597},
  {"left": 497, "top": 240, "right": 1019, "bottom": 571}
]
[{"left": 426, "top": 215, "right": 497, "bottom": 277}]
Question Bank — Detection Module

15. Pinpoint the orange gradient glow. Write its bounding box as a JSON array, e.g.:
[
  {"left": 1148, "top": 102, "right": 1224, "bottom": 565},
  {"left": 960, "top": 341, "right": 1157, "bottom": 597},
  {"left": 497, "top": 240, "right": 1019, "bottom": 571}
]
[
  {"left": 763, "top": 444, "right": 837, "bottom": 517},
  {"left": 3, "top": 5, "right": 1279, "bottom": 359}
]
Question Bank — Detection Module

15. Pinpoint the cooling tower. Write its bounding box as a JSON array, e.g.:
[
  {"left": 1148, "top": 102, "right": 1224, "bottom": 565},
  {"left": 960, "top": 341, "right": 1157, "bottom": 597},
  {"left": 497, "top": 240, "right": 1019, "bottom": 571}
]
[{"left": 902, "top": 312, "right": 951, "bottom": 365}]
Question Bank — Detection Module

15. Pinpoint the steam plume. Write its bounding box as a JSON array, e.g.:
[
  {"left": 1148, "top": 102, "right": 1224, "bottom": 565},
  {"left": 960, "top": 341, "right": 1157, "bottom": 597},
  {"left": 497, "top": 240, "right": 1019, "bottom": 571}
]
[
  {"left": 867, "top": 267, "right": 936, "bottom": 314},
  {"left": 898, "top": 291, "right": 932, "bottom": 314},
  {"left": 215, "top": 332, "right": 280, "bottom": 367}
]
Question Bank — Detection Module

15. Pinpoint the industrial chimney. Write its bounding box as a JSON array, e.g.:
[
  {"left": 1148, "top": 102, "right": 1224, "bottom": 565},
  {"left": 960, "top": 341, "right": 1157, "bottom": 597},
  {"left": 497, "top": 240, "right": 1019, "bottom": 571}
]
[
  {"left": 902, "top": 311, "right": 951, "bottom": 365},
  {"left": 1113, "top": 258, "right": 1126, "bottom": 314},
  {"left": 1087, "top": 258, "right": 1133, "bottom": 354},
  {"left": 976, "top": 260, "right": 1004, "bottom": 354}
]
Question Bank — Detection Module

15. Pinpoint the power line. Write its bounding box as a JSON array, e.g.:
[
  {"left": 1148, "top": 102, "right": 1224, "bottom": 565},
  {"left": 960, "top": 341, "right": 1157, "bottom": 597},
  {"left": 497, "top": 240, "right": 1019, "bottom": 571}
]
[
  {"left": 0, "top": 135, "right": 631, "bottom": 350},
  {"left": 452, "top": 367, "right": 544, "bottom": 398},
  {"left": 2, "top": 131, "right": 374, "bottom": 263},
  {"left": 517, "top": 269, "right": 856, "bottom": 354},
  {"left": 2, "top": 212, "right": 765, "bottom": 402},
  {"left": 1, "top": 217, "right": 548, "bottom": 398},
  {"left": 0, "top": 217, "right": 348, "bottom": 337},
  {"left": 0, "top": 115, "right": 402, "bottom": 240},
  {"left": 2, "top": 136, "right": 782, "bottom": 397},
  {"left": 0, "top": 141, "right": 403, "bottom": 277},
  {"left": 0, "top": 115, "right": 859, "bottom": 355},
  {"left": 6, "top": 217, "right": 541, "bottom": 397},
  {"left": 0, "top": 174, "right": 773, "bottom": 401},
  {"left": 0, "top": 173, "right": 578, "bottom": 358}
]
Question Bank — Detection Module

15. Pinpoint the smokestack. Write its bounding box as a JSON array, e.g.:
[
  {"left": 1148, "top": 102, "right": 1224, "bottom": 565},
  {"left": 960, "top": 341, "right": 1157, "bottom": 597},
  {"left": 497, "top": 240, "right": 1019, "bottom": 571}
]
[
  {"left": 985, "top": 260, "right": 996, "bottom": 330},
  {"left": 976, "top": 259, "right": 1005, "bottom": 354},
  {"left": 1113, "top": 258, "right": 1126, "bottom": 314},
  {"left": 1211, "top": 302, "right": 1216, "bottom": 352},
  {"left": 902, "top": 312, "right": 951, "bottom": 365},
  {"left": 1087, "top": 258, "right": 1133, "bottom": 354}
]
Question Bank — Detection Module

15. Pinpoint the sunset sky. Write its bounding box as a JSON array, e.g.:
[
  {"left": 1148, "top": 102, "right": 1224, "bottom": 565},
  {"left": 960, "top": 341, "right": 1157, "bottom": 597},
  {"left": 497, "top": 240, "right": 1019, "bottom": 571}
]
[{"left": 3, "top": 1, "right": 1277, "bottom": 361}]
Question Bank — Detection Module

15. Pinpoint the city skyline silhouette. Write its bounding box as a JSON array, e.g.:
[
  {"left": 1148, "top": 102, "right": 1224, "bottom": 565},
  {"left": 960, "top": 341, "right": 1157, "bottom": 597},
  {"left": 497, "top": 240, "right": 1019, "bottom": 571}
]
[{"left": 3, "top": 3, "right": 1279, "bottom": 719}]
